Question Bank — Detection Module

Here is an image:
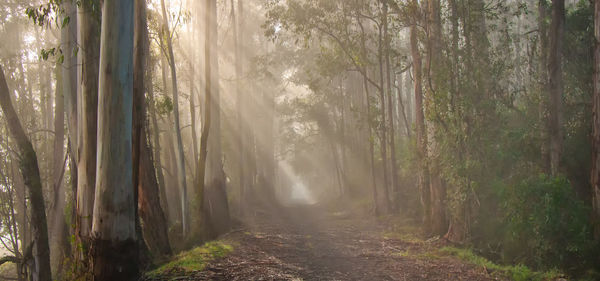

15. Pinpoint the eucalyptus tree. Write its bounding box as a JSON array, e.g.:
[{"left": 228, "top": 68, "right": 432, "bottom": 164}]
[
  {"left": 89, "top": 0, "right": 138, "bottom": 279},
  {"left": 76, "top": 0, "right": 101, "bottom": 251},
  {"left": 159, "top": 0, "right": 189, "bottom": 237},
  {"left": 0, "top": 65, "right": 52, "bottom": 281}
]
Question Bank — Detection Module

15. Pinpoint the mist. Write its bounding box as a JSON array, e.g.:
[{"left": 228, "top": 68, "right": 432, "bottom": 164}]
[{"left": 0, "top": 0, "right": 599, "bottom": 280}]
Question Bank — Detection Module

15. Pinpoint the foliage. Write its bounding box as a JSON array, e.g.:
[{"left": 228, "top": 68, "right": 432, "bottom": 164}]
[
  {"left": 502, "top": 175, "right": 597, "bottom": 273},
  {"left": 440, "top": 247, "right": 562, "bottom": 281}
]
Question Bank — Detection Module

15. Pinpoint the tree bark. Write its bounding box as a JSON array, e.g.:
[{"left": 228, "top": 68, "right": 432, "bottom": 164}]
[
  {"left": 0, "top": 65, "right": 52, "bottom": 281},
  {"left": 232, "top": 0, "right": 248, "bottom": 212},
  {"left": 148, "top": 75, "right": 170, "bottom": 221},
  {"left": 539, "top": 0, "right": 551, "bottom": 174},
  {"left": 90, "top": 1, "right": 138, "bottom": 279},
  {"left": 409, "top": 1, "right": 432, "bottom": 234},
  {"left": 377, "top": 17, "right": 391, "bottom": 214},
  {"left": 134, "top": 0, "right": 172, "bottom": 257},
  {"left": 76, "top": 0, "right": 100, "bottom": 247},
  {"left": 203, "top": 0, "right": 230, "bottom": 237},
  {"left": 382, "top": 0, "right": 399, "bottom": 211},
  {"left": 426, "top": 0, "right": 448, "bottom": 238},
  {"left": 548, "top": 0, "right": 564, "bottom": 176},
  {"left": 591, "top": 0, "right": 600, "bottom": 240}
]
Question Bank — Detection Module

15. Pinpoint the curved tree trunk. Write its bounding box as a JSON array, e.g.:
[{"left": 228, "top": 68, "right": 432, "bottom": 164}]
[{"left": 0, "top": 65, "right": 52, "bottom": 281}]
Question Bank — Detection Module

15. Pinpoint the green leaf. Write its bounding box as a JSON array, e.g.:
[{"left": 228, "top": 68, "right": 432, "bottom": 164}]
[{"left": 62, "top": 16, "right": 70, "bottom": 28}]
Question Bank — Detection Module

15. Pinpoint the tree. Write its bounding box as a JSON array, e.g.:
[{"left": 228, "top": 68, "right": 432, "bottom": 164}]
[
  {"left": 0, "top": 65, "right": 52, "bottom": 281},
  {"left": 89, "top": 0, "right": 138, "bottom": 279},
  {"left": 404, "top": 0, "right": 432, "bottom": 234},
  {"left": 159, "top": 0, "right": 189, "bottom": 237},
  {"left": 76, "top": 0, "right": 101, "bottom": 252},
  {"left": 134, "top": 0, "right": 172, "bottom": 257},
  {"left": 203, "top": 0, "right": 230, "bottom": 237},
  {"left": 591, "top": 0, "right": 600, "bottom": 240},
  {"left": 548, "top": 0, "right": 565, "bottom": 175}
]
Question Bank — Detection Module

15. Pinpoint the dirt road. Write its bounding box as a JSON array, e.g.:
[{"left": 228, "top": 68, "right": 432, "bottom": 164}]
[{"left": 172, "top": 205, "right": 505, "bottom": 281}]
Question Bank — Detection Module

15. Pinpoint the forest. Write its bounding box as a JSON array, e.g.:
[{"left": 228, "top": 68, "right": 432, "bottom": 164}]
[{"left": 0, "top": 0, "right": 600, "bottom": 280}]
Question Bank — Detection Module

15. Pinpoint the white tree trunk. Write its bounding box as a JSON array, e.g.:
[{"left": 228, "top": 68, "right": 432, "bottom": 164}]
[{"left": 90, "top": 0, "right": 138, "bottom": 279}]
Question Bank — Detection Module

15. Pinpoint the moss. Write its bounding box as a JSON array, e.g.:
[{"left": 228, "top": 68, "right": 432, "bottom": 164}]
[
  {"left": 439, "top": 247, "right": 562, "bottom": 281},
  {"left": 147, "top": 241, "right": 233, "bottom": 278}
]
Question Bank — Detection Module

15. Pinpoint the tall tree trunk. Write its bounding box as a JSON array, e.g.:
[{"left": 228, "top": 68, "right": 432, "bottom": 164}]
[
  {"left": 232, "top": 0, "right": 247, "bottom": 211},
  {"left": 76, "top": 0, "right": 100, "bottom": 249},
  {"left": 148, "top": 77, "right": 170, "bottom": 221},
  {"left": 591, "top": 0, "right": 600, "bottom": 240},
  {"left": 425, "top": 0, "right": 447, "bottom": 237},
  {"left": 548, "top": 0, "right": 564, "bottom": 176},
  {"left": 51, "top": 2, "right": 76, "bottom": 271},
  {"left": 357, "top": 15, "right": 380, "bottom": 215},
  {"left": 382, "top": 0, "right": 399, "bottom": 211},
  {"left": 0, "top": 65, "right": 52, "bottom": 281},
  {"left": 134, "top": 0, "right": 172, "bottom": 257},
  {"left": 409, "top": 1, "right": 432, "bottom": 234},
  {"left": 160, "top": 0, "right": 189, "bottom": 237},
  {"left": 90, "top": 1, "right": 138, "bottom": 279},
  {"left": 377, "top": 20, "right": 391, "bottom": 214},
  {"left": 539, "top": 0, "right": 550, "bottom": 174},
  {"left": 50, "top": 65, "right": 68, "bottom": 276},
  {"left": 204, "top": 0, "right": 230, "bottom": 237}
]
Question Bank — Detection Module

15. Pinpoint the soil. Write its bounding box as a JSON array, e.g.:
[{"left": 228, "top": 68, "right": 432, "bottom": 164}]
[{"left": 149, "top": 205, "right": 508, "bottom": 281}]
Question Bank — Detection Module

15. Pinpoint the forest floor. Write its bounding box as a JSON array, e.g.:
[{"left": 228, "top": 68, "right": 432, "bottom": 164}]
[{"left": 145, "top": 204, "right": 519, "bottom": 281}]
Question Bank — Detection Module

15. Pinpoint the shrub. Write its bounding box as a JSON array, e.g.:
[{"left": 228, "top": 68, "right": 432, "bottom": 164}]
[{"left": 502, "top": 175, "right": 596, "bottom": 273}]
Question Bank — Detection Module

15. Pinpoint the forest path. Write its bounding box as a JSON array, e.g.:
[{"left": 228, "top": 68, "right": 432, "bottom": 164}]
[{"left": 171, "top": 205, "right": 504, "bottom": 281}]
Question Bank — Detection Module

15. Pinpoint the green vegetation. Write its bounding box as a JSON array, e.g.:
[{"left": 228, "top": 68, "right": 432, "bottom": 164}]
[
  {"left": 439, "top": 247, "right": 561, "bottom": 281},
  {"left": 147, "top": 241, "right": 233, "bottom": 277}
]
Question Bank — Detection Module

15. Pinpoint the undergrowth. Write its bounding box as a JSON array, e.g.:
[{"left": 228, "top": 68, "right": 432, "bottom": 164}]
[
  {"left": 146, "top": 241, "right": 233, "bottom": 278},
  {"left": 439, "top": 247, "right": 562, "bottom": 281}
]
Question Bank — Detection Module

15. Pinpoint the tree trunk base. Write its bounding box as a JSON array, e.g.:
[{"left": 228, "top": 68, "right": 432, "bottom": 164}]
[{"left": 90, "top": 238, "right": 138, "bottom": 280}]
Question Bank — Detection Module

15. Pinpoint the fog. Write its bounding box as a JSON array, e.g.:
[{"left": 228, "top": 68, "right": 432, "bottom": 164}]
[{"left": 0, "top": 0, "right": 599, "bottom": 280}]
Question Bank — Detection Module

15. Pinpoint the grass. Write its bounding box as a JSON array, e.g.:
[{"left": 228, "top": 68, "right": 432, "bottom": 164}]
[
  {"left": 146, "top": 241, "right": 233, "bottom": 278},
  {"left": 439, "top": 247, "right": 562, "bottom": 281},
  {"left": 383, "top": 230, "right": 424, "bottom": 243}
]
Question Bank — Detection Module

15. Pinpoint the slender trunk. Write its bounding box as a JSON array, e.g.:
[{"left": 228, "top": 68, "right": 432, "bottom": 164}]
[
  {"left": 591, "top": 0, "right": 600, "bottom": 240},
  {"left": 232, "top": 0, "right": 247, "bottom": 211},
  {"left": 50, "top": 64, "right": 68, "bottom": 276},
  {"left": 425, "top": 0, "right": 447, "bottom": 237},
  {"left": 148, "top": 81, "right": 170, "bottom": 221},
  {"left": 76, "top": 0, "right": 100, "bottom": 247},
  {"left": 409, "top": 5, "right": 431, "bottom": 234},
  {"left": 160, "top": 0, "right": 189, "bottom": 237},
  {"left": 548, "top": 0, "right": 564, "bottom": 176},
  {"left": 90, "top": 1, "right": 138, "bottom": 279},
  {"left": 194, "top": 0, "right": 215, "bottom": 239},
  {"left": 377, "top": 22, "right": 391, "bottom": 214},
  {"left": 0, "top": 65, "right": 52, "bottom": 281},
  {"left": 52, "top": 7, "right": 74, "bottom": 271},
  {"left": 190, "top": 65, "right": 198, "bottom": 183},
  {"left": 204, "top": 0, "right": 230, "bottom": 237},
  {"left": 357, "top": 15, "right": 379, "bottom": 215},
  {"left": 383, "top": 1, "right": 399, "bottom": 211},
  {"left": 539, "top": 0, "right": 550, "bottom": 173},
  {"left": 134, "top": 0, "right": 169, "bottom": 260}
]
